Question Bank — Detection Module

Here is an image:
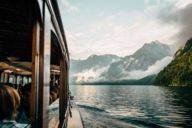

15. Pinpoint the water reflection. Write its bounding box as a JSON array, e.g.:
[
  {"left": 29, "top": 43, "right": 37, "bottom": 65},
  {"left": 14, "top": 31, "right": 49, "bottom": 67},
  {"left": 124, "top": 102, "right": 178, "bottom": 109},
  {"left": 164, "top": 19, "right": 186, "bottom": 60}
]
[{"left": 70, "top": 85, "right": 192, "bottom": 128}]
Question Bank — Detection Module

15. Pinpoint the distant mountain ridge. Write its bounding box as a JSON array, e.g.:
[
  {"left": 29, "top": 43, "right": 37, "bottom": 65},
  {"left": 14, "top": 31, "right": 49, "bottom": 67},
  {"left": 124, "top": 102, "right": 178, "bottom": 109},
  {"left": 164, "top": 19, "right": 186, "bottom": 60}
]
[
  {"left": 70, "top": 54, "right": 121, "bottom": 73},
  {"left": 70, "top": 41, "right": 173, "bottom": 84},
  {"left": 70, "top": 54, "right": 121, "bottom": 83},
  {"left": 154, "top": 38, "right": 192, "bottom": 86},
  {"left": 102, "top": 41, "right": 172, "bottom": 80}
]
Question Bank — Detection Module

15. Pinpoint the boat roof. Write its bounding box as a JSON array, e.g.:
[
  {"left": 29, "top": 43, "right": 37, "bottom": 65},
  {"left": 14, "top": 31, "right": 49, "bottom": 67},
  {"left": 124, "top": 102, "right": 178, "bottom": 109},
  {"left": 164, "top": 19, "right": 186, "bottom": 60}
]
[{"left": 0, "top": 0, "right": 69, "bottom": 66}]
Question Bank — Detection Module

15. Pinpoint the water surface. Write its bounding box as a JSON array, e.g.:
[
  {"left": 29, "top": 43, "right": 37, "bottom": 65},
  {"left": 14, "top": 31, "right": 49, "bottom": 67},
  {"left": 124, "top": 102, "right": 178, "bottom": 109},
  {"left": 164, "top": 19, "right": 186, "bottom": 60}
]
[{"left": 70, "top": 85, "right": 192, "bottom": 128}]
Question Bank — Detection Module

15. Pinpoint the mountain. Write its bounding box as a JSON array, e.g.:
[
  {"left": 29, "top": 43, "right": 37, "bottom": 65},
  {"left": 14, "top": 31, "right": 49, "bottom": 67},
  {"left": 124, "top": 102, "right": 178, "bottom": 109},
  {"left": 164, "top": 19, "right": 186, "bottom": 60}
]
[
  {"left": 70, "top": 41, "right": 173, "bottom": 84},
  {"left": 154, "top": 38, "right": 192, "bottom": 86},
  {"left": 101, "top": 41, "right": 172, "bottom": 80},
  {"left": 70, "top": 54, "right": 121, "bottom": 73},
  {"left": 70, "top": 54, "right": 121, "bottom": 83}
]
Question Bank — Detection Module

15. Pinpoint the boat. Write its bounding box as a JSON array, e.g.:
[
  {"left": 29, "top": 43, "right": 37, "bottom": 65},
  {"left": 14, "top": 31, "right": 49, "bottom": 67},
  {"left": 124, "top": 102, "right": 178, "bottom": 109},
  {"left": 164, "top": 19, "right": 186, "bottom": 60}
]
[{"left": 0, "top": 0, "right": 83, "bottom": 127}]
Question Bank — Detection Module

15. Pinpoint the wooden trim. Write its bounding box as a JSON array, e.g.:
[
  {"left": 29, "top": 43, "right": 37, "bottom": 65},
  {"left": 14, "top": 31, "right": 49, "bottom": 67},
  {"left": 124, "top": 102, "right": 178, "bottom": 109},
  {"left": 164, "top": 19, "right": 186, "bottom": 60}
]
[
  {"left": 45, "top": 0, "right": 69, "bottom": 67},
  {"left": 31, "top": 21, "right": 40, "bottom": 128},
  {"left": 59, "top": 57, "right": 66, "bottom": 128},
  {"left": 38, "top": 4, "right": 51, "bottom": 128}
]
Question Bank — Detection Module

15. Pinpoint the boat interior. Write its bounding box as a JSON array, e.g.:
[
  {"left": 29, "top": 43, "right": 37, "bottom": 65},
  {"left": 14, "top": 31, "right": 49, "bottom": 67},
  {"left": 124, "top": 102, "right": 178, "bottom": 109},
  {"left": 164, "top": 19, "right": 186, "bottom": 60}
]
[{"left": 0, "top": 0, "right": 71, "bottom": 127}]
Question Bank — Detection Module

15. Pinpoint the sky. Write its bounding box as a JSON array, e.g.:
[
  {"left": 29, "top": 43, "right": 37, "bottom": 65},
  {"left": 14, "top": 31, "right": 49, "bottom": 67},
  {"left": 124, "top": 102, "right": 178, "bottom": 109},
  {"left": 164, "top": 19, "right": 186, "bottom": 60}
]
[{"left": 58, "top": 0, "right": 192, "bottom": 59}]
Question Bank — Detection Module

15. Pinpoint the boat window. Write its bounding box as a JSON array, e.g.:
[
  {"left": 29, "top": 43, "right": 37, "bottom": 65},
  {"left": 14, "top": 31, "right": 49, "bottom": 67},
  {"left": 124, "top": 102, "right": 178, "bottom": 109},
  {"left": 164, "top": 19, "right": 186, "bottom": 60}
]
[{"left": 0, "top": 1, "right": 70, "bottom": 127}]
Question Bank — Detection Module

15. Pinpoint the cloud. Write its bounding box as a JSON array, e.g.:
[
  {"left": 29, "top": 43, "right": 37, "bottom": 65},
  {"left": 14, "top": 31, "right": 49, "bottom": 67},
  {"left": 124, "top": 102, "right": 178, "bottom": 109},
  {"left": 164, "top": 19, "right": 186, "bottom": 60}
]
[
  {"left": 69, "top": 14, "right": 177, "bottom": 59},
  {"left": 157, "top": 1, "right": 192, "bottom": 46},
  {"left": 145, "top": 0, "right": 150, "bottom": 4},
  {"left": 122, "top": 56, "right": 173, "bottom": 80},
  {"left": 73, "top": 67, "right": 109, "bottom": 83},
  {"left": 59, "top": 0, "right": 78, "bottom": 13},
  {"left": 64, "top": 0, "right": 192, "bottom": 59},
  {"left": 83, "top": 11, "right": 178, "bottom": 56},
  {"left": 175, "top": 0, "right": 192, "bottom": 9},
  {"left": 65, "top": 31, "right": 97, "bottom": 59}
]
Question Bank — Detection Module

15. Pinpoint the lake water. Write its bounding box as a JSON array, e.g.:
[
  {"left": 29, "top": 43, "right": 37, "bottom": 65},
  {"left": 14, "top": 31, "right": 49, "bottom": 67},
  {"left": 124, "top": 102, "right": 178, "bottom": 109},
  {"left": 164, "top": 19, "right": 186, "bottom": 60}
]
[{"left": 70, "top": 85, "right": 192, "bottom": 128}]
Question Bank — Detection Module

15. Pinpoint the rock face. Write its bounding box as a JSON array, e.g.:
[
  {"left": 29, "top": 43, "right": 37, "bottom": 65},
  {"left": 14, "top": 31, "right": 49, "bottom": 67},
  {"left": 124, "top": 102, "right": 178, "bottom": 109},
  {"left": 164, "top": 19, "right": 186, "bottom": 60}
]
[
  {"left": 70, "top": 41, "right": 173, "bottom": 84},
  {"left": 154, "top": 38, "right": 192, "bottom": 86},
  {"left": 102, "top": 41, "right": 172, "bottom": 80},
  {"left": 70, "top": 54, "right": 121, "bottom": 73}
]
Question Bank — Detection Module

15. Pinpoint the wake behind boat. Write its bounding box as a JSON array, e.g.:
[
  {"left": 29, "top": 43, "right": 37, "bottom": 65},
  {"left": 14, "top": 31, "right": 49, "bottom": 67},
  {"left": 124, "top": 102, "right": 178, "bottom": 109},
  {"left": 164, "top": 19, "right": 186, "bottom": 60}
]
[{"left": 48, "top": 97, "right": 84, "bottom": 128}]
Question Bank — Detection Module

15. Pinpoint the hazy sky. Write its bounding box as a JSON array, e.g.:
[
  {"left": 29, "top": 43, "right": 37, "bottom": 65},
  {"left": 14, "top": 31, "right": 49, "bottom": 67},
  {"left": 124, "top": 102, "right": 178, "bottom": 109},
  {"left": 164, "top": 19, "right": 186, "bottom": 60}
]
[{"left": 58, "top": 0, "right": 192, "bottom": 59}]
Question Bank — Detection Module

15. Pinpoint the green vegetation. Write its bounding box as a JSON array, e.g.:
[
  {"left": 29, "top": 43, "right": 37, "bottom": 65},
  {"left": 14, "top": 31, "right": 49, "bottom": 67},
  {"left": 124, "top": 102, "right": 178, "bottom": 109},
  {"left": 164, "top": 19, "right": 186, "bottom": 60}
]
[{"left": 154, "top": 38, "right": 192, "bottom": 86}]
